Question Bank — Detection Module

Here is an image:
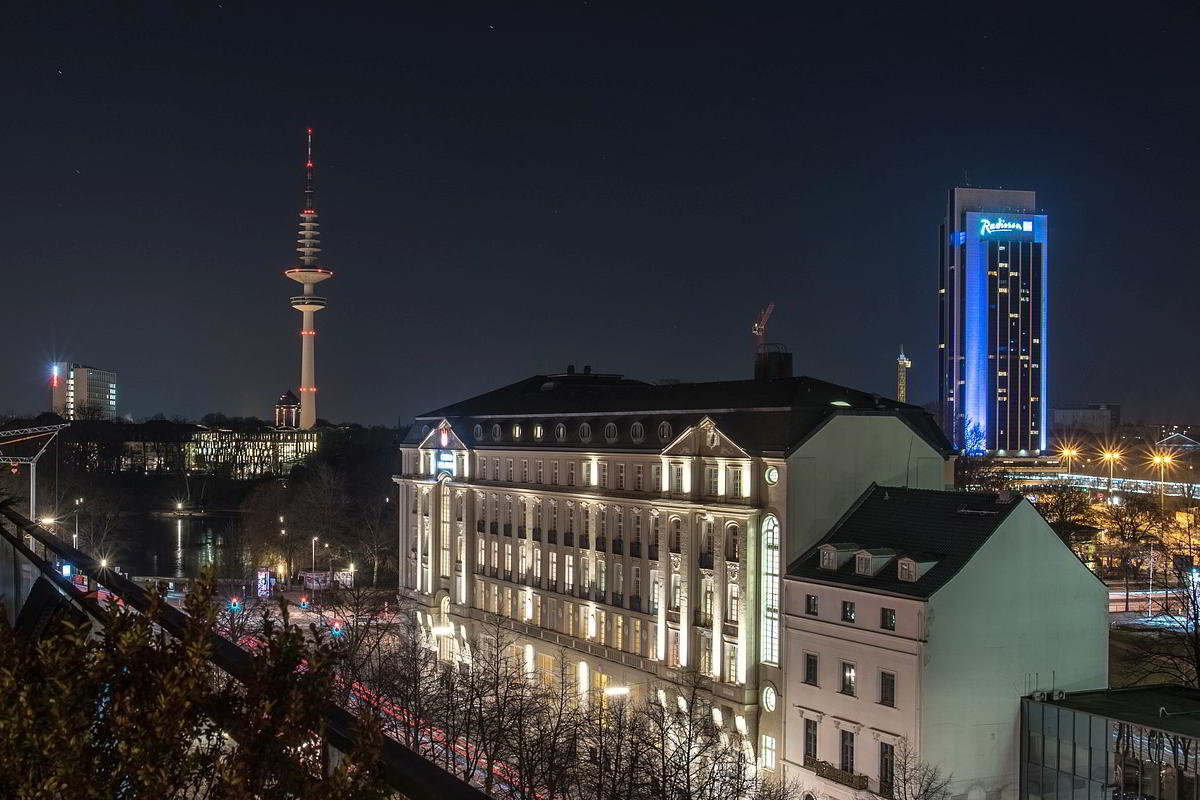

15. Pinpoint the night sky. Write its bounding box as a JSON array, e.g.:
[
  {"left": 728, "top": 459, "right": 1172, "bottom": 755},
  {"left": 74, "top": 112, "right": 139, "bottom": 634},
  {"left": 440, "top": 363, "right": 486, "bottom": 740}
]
[{"left": 5, "top": 4, "right": 1198, "bottom": 426}]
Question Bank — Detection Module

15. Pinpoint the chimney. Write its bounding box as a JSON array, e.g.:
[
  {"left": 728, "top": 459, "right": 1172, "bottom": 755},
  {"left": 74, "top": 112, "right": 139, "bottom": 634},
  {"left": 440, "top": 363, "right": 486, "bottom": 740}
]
[
  {"left": 583, "top": 365, "right": 592, "bottom": 375},
  {"left": 566, "top": 364, "right": 576, "bottom": 375}
]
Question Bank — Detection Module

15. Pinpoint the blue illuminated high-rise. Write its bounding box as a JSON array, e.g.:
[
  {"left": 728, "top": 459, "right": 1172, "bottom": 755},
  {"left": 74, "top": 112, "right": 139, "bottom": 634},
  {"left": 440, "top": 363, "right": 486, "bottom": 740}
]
[{"left": 938, "top": 187, "right": 1047, "bottom": 454}]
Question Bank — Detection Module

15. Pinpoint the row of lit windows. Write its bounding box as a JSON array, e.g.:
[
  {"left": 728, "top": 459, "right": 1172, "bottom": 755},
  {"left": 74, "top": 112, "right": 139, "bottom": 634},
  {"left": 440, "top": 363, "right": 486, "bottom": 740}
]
[{"left": 461, "top": 419, "right": 676, "bottom": 446}]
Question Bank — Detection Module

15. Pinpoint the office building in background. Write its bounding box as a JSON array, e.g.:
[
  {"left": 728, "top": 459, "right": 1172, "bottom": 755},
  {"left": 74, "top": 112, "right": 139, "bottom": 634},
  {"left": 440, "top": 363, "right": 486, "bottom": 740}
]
[
  {"left": 938, "top": 187, "right": 1048, "bottom": 454},
  {"left": 50, "top": 362, "right": 118, "bottom": 420}
]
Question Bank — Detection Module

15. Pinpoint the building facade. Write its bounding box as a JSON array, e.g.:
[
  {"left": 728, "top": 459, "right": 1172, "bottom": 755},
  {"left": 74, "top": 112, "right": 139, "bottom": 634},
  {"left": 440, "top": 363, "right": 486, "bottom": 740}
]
[
  {"left": 1052, "top": 404, "right": 1121, "bottom": 438},
  {"left": 394, "top": 368, "right": 951, "bottom": 775},
  {"left": 783, "top": 487, "right": 1108, "bottom": 800},
  {"left": 1023, "top": 685, "right": 1200, "bottom": 800},
  {"left": 939, "top": 187, "right": 1048, "bottom": 455},
  {"left": 50, "top": 362, "right": 118, "bottom": 420}
]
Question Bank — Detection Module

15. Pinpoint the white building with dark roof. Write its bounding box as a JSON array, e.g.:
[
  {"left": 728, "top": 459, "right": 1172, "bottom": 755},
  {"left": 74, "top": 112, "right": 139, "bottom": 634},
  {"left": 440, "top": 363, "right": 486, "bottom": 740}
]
[
  {"left": 783, "top": 485, "right": 1108, "bottom": 800},
  {"left": 394, "top": 366, "right": 953, "bottom": 776}
]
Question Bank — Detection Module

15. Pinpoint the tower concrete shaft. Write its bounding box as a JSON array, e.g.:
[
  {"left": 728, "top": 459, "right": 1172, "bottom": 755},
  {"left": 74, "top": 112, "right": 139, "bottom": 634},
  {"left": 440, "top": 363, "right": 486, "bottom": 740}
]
[{"left": 285, "top": 129, "right": 332, "bottom": 430}]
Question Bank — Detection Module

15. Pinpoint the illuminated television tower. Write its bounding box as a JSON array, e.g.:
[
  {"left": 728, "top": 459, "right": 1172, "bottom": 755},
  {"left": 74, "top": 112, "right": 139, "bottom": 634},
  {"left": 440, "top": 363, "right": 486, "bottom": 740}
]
[{"left": 285, "top": 129, "right": 332, "bottom": 430}]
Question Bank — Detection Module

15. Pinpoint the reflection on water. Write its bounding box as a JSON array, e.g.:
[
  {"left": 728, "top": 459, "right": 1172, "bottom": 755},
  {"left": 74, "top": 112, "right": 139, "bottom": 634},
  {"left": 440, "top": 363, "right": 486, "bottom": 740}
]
[{"left": 120, "top": 513, "right": 248, "bottom": 579}]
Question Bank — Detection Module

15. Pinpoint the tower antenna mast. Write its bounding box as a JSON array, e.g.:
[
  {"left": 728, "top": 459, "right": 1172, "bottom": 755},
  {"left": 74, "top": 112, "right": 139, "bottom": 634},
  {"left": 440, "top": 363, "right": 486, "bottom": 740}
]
[{"left": 752, "top": 302, "right": 774, "bottom": 353}]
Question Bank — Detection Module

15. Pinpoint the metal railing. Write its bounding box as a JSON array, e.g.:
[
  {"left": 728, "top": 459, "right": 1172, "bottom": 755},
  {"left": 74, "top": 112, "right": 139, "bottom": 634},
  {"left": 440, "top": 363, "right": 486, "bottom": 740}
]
[{"left": 0, "top": 504, "right": 488, "bottom": 800}]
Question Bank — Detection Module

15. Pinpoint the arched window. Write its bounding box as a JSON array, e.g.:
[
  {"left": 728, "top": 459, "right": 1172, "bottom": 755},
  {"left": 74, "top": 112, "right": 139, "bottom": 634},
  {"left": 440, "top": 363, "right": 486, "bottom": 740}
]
[
  {"left": 630, "top": 422, "right": 645, "bottom": 442},
  {"left": 512, "top": 424, "right": 522, "bottom": 440},
  {"left": 491, "top": 423, "right": 502, "bottom": 441},
  {"left": 670, "top": 518, "right": 682, "bottom": 551},
  {"left": 579, "top": 423, "right": 592, "bottom": 442},
  {"left": 657, "top": 421, "right": 672, "bottom": 442},
  {"left": 604, "top": 422, "right": 618, "bottom": 443},
  {"left": 555, "top": 423, "right": 567, "bottom": 442},
  {"left": 760, "top": 514, "right": 781, "bottom": 665},
  {"left": 473, "top": 424, "right": 484, "bottom": 441},
  {"left": 725, "top": 523, "right": 740, "bottom": 561}
]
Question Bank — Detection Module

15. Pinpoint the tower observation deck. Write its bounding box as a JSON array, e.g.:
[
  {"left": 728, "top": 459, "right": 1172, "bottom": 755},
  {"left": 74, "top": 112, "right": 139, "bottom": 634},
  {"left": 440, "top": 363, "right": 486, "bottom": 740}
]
[{"left": 285, "top": 129, "right": 332, "bottom": 430}]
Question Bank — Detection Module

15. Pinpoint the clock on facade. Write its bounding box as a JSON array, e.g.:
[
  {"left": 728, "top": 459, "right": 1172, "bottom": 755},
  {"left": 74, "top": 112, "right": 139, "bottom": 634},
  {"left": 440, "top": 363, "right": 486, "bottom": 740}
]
[
  {"left": 764, "top": 465, "right": 779, "bottom": 485},
  {"left": 762, "top": 683, "right": 777, "bottom": 712}
]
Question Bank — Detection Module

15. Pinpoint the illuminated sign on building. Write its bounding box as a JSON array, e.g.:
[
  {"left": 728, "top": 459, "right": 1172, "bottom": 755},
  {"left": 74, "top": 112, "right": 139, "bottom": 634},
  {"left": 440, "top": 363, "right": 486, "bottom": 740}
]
[
  {"left": 436, "top": 451, "right": 457, "bottom": 476},
  {"left": 256, "top": 568, "right": 271, "bottom": 597},
  {"left": 979, "top": 217, "right": 1034, "bottom": 236}
]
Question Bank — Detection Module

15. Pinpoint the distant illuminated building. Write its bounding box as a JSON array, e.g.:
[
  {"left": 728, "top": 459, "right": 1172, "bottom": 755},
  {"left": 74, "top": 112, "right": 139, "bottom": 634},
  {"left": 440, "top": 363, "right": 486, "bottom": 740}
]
[
  {"left": 938, "top": 187, "right": 1048, "bottom": 454},
  {"left": 187, "top": 427, "right": 320, "bottom": 479},
  {"left": 50, "top": 362, "right": 118, "bottom": 420},
  {"left": 896, "top": 347, "right": 911, "bottom": 403},
  {"left": 275, "top": 390, "right": 301, "bottom": 428}
]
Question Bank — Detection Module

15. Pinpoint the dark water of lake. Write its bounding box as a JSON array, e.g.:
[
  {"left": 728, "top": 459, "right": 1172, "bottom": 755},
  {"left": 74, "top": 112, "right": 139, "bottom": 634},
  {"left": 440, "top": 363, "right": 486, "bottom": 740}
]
[{"left": 118, "top": 513, "right": 249, "bottom": 579}]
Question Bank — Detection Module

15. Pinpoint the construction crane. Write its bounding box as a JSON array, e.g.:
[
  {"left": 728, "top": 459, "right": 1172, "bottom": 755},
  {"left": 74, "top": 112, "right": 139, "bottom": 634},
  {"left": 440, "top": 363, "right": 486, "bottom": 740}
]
[
  {"left": 0, "top": 424, "right": 69, "bottom": 520},
  {"left": 752, "top": 302, "right": 774, "bottom": 353}
]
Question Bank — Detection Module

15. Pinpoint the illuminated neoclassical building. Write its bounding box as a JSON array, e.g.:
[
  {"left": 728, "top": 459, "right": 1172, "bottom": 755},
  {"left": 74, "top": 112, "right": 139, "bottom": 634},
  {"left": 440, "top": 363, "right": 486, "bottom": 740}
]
[{"left": 394, "top": 365, "right": 951, "bottom": 775}]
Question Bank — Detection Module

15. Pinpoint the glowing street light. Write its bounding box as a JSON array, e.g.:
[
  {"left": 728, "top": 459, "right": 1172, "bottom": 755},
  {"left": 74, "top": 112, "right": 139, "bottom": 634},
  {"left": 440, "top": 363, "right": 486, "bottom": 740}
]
[
  {"left": 1151, "top": 451, "right": 1176, "bottom": 511},
  {"left": 311, "top": 536, "right": 319, "bottom": 570},
  {"left": 1100, "top": 448, "right": 1123, "bottom": 494},
  {"left": 1058, "top": 445, "right": 1080, "bottom": 475}
]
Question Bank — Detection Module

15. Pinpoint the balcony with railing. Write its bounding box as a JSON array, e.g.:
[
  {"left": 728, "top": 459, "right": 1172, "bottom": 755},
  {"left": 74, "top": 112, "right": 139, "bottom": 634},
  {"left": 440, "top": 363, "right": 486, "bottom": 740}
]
[
  {"left": 698, "top": 552, "right": 714, "bottom": 569},
  {"left": 503, "top": 524, "right": 513, "bottom": 538},
  {"left": 694, "top": 610, "right": 713, "bottom": 627},
  {"left": 629, "top": 594, "right": 642, "bottom": 612},
  {"left": 562, "top": 531, "right": 574, "bottom": 547},
  {"left": 476, "top": 520, "right": 486, "bottom": 533},
  {"left": 489, "top": 522, "right": 498, "bottom": 535},
  {"left": 628, "top": 541, "right": 641, "bottom": 558},
  {"left": 610, "top": 593, "right": 624, "bottom": 608},
  {"left": 517, "top": 526, "right": 527, "bottom": 540},
  {"left": 578, "top": 533, "right": 590, "bottom": 549},
  {"left": 611, "top": 539, "right": 624, "bottom": 555},
  {"left": 532, "top": 527, "right": 542, "bottom": 542},
  {"left": 595, "top": 536, "right": 607, "bottom": 552},
  {"left": 547, "top": 529, "right": 558, "bottom": 545},
  {"left": 802, "top": 757, "right": 868, "bottom": 790},
  {"left": 647, "top": 544, "right": 659, "bottom": 561}
]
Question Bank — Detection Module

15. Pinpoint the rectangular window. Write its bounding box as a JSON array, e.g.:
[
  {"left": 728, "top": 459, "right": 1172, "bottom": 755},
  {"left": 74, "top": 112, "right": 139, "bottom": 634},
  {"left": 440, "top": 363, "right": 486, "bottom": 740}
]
[
  {"left": 880, "top": 743, "right": 895, "bottom": 796},
  {"left": 726, "top": 583, "right": 740, "bottom": 622},
  {"left": 840, "top": 730, "right": 855, "bottom": 773},
  {"left": 635, "top": 465, "right": 644, "bottom": 490},
  {"left": 632, "top": 566, "right": 641, "bottom": 596},
  {"left": 617, "top": 463, "right": 625, "bottom": 489},
  {"left": 521, "top": 460, "right": 528, "bottom": 482},
  {"left": 842, "top": 601, "right": 856, "bottom": 623},
  {"left": 549, "top": 552, "right": 558, "bottom": 584},
  {"left": 568, "top": 462, "right": 576, "bottom": 486},
  {"left": 726, "top": 642, "right": 738, "bottom": 682},
  {"left": 804, "top": 652, "right": 818, "bottom": 685},
  {"left": 536, "top": 460, "right": 543, "bottom": 484},
  {"left": 506, "top": 460, "right": 513, "bottom": 481},
  {"left": 729, "top": 466, "right": 743, "bottom": 498},
  {"left": 652, "top": 464, "right": 662, "bottom": 491},
  {"left": 583, "top": 462, "right": 592, "bottom": 485},
  {"left": 881, "top": 607, "right": 896, "bottom": 631},
  {"left": 565, "top": 555, "right": 575, "bottom": 591},
  {"left": 600, "top": 462, "right": 608, "bottom": 488},
  {"left": 820, "top": 550, "right": 836, "bottom": 569},
  {"left": 761, "top": 735, "right": 776, "bottom": 770},
  {"left": 671, "top": 465, "right": 684, "bottom": 493},
  {"left": 479, "top": 457, "right": 488, "bottom": 479},
  {"left": 706, "top": 466, "right": 719, "bottom": 496},
  {"left": 880, "top": 671, "right": 896, "bottom": 707},
  {"left": 805, "top": 719, "right": 818, "bottom": 761},
  {"left": 805, "top": 594, "right": 818, "bottom": 615},
  {"left": 841, "top": 662, "right": 857, "bottom": 696}
]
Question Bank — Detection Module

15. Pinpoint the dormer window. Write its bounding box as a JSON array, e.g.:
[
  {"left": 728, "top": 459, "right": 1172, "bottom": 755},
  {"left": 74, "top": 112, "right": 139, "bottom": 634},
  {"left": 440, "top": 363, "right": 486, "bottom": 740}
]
[
  {"left": 898, "top": 559, "right": 916, "bottom": 582},
  {"left": 512, "top": 424, "right": 522, "bottom": 440},
  {"left": 855, "top": 554, "right": 871, "bottom": 575},
  {"left": 820, "top": 549, "right": 837, "bottom": 570}
]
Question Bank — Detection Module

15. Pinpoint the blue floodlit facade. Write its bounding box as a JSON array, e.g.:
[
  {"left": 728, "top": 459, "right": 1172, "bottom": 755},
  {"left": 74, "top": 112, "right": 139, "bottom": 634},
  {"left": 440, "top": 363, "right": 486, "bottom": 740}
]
[{"left": 939, "top": 188, "right": 1048, "bottom": 454}]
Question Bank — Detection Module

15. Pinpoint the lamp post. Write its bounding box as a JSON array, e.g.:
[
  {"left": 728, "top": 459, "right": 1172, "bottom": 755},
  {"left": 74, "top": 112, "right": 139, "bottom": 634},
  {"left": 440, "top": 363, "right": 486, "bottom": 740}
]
[
  {"left": 73, "top": 497, "right": 82, "bottom": 550},
  {"left": 312, "top": 536, "right": 319, "bottom": 571},
  {"left": 1152, "top": 453, "right": 1175, "bottom": 512},
  {"left": 1058, "top": 446, "right": 1079, "bottom": 476},
  {"left": 325, "top": 542, "right": 331, "bottom": 572},
  {"left": 1100, "top": 449, "right": 1122, "bottom": 495}
]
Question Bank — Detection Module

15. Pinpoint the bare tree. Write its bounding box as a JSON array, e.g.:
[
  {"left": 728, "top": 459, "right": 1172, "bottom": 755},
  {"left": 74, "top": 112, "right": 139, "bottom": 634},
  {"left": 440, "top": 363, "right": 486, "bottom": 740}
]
[
  {"left": 1099, "top": 493, "right": 1163, "bottom": 611},
  {"left": 1121, "top": 554, "right": 1200, "bottom": 688},
  {"left": 1034, "top": 483, "right": 1096, "bottom": 549},
  {"left": 884, "top": 736, "right": 952, "bottom": 800},
  {"left": 353, "top": 494, "right": 396, "bottom": 587}
]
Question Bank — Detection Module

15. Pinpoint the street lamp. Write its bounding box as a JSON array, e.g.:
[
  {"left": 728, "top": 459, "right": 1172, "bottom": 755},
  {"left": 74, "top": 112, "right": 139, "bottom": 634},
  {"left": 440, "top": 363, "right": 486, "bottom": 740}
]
[
  {"left": 1058, "top": 445, "right": 1079, "bottom": 476},
  {"left": 73, "top": 497, "right": 82, "bottom": 549},
  {"left": 1100, "top": 449, "right": 1123, "bottom": 495},
  {"left": 325, "top": 542, "right": 331, "bottom": 572},
  {"left": 312, "top": 536, "right": 319, "bottom": 571},
  {"left": 1152, "top": 452, "right": 1176, "bottom": 511}
]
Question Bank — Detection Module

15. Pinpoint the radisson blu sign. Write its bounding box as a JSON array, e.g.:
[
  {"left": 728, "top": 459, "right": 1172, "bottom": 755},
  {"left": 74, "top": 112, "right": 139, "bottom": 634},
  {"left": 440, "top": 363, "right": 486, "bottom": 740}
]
[{"left": 979, "top": 217, "right": 1034, "bottom": 236}]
